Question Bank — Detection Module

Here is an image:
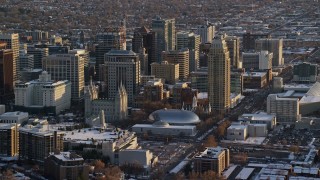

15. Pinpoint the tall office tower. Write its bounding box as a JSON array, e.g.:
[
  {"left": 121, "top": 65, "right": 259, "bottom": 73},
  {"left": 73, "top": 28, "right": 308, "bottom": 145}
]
[
  {"left": 208, "top": 35, "right": 231, "bottom": 114},
  {"left": 243, "top": 32, "right": 271, "bottom": 51},
  {"left": 0, "top": 45, "right": 14, "bottom": 104},
  {"left": 162, "top": 49, "right": 189, "bottom": 80},
  {"left": 152, "top": 16, "right": 175, "bottom": 62},
  {"left": 196, "top": 22, "right": 215, "bottom": 43},
  {"left": 19, "top": 50, "right": 34, "bottom": 70},
  {"left": 255, "top": 38, "right": 283, "bottom": 66},
  {"left": 0, "top": 33, "right": 20, "bottom": 81},
  {"left": 242, "top": 51, "right": 273, "bottom": 70},
  {"left": 176, "top": 31, "right": 201, "bottom": 72},
  {"left": 27, "top": 46, "right": 49, "bottom": 69},
  {"left": 0, "top": 123, "right": 19, "bottom": 157},
  {"left": 25, "top": 30, "right": 48, "bottom": 42},
  {"left": 42, "top": 54, "right": 85, "bottom": 102},
  {"left": 19, "top": 125, "right": 64, "bottom": 163},
  {"left": 68, "top": 49, "right": 90, "bottom": 83},
  {"left": 225, "top": 36, "right": 240, "bottom": 68},
  {"left": 132, "top": 27, "right": 158, "bottom": 74},
  {"left": 104, "top": 50, "right": 140, "bottom": 106},
  {"left": 231, "top": 68, "right": 244, "bottom": 95},
  {"left": 95, "top": 26, "right": 126, "bottom": 80},
  {"left": 190, "top": 67, "right": 208, "bottom": 92},
  {"left": 144, "top": 79, "right": 164, "bottom": 102},
  {"left": 151, "top": 61, "right": 179, "bottom": 84}
]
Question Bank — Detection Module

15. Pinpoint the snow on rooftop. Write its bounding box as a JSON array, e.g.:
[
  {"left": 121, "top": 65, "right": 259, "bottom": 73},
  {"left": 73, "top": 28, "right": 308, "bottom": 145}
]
[{"left": 236, "top": 167, "right": 255, "bottom": 180}]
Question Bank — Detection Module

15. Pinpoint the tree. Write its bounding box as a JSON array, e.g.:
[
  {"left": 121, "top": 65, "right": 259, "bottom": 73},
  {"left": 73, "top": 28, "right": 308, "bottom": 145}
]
[
  {"left": 104, "top": 165, "right": 122, "bottom": 180},
  {"left": 289, "top": 145, "right": 300, "bottom": 154},
  {"left": 189, "top": 171, "right": 200, "bottom": 180},
  {"left": 201, "top": 170, "right": 218, "bottom": 180},
  {"left": 204, "top": 135, "right": 218, "bottom": 148},
  {"left": 173, "top": 172, "right": 185, "bottom": 180},
  {"left": 92, "top": 160, "right": 105, "bottom": 173}
]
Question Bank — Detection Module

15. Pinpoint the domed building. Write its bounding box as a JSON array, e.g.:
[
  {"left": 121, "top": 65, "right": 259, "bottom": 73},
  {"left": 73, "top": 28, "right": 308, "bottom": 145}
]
[{"left": 148, "top": 109, "right": 201, "bottom": 125}]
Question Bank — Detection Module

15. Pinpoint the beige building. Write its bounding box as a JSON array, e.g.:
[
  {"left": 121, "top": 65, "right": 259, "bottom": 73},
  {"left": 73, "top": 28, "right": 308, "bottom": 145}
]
[
  {"left": 42, "top": 54, "right": 85, "bottom": 101},
  {"left": 267, "top": 94, "right": 301, "bottom": 123},
  {"left": 194, "top": 147, "right": 230, "bottom": 175},
  {"left": 119, "top": 149, "right": 158, "bottom": 169},
  {"left": 19, "top": 124, "right": 64, "bottom": 163},
  {"left": 255, "top": 38, "right": 283, "bottom": 67},
  {"left": 225, "top": 36, "right": 240, "bottom": 68},
  {"left": 0, "top": 123, "right": 19, "bottom": 157},
  {"left": 151, "top": 61, "right": 179, "bottom": 84},
  {"left": 44, "top": 152, "right": 89, "bottom": 180},
  {"left": 0, "top": 33, "right": 19, "bottom": 81},
  {"left": 242, "top": 51, "right": 273, "bottom": 70},
  {"left": 208, "top": 35, "right": 231, "bottom": 114},
  {"left": 162, "top": 48, "right": 189, "bottom": 80},
  {"left": 144, "top": 79, "right": 164, "bottom": 102}
]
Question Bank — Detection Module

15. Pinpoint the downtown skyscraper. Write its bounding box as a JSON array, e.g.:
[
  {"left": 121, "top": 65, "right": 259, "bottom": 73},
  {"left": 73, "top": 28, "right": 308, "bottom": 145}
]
[
  {"left": 151, "top": 16, "right": 175, "bottom": 62},
  {"left": 0, "top": 33, "right": 19, "bottom": 81},
  {"left": 208, "top": 35, "right": 231, "bottom": 114}
]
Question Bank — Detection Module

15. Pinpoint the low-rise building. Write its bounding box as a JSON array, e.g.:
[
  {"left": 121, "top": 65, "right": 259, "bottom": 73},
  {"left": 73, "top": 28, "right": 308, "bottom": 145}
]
[
  {"left": 19, "top": 124, "right": 64, "bottom": 163},
  {"left": 267, "top": 94, "right": 301, "bottom": 123},
  {"left": 119, "top": 149, "right": 158, "bottom": 170},
  {"left": 238, "top": 112, "right": 277, "bottom": 130},
  {"left": 243, "top": 72, "right": 268, "bottom": 89},
  {"left": 151, "top": 61, "right": 179, "bottom": 84},
  {"left": 132, "top": 121, "right": 197, "bottom": 137},
  {"left": 293, "top": 62, "right": 318, "bottom": 83},
  {"left": 227, "top": 125, "right": 248, "bottom": 140},
  {"left": 0, "top": 111, "right": 28, "bottom": 124},
  {"left": 44, "top": 152, "right": 89, "bottom": 180},
  {"left": 193, "top": 147, "right": 230, "bottom": 175}
]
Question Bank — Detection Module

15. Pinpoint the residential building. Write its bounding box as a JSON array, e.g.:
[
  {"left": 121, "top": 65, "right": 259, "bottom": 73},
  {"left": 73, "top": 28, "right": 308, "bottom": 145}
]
[
  {"left": 0, "top": 123, "right": 19, "bottom": 157},
  {"left": 194, "top": 147, "right": 230, "bottom": 175},
  {"left": 0, "top": 33, "right": 19, "bottom": 81},
  {"left": 151, "top": 61, "right": 179, "bottom": 84},
  {"left": 255, "top": 38, "right": 283, "bottom": 66},
  {"left": 44, "top": 152, "right": 89, "bottom": 180},
  {"left": 19, "top": 124, "right": 64, "bottom": 163},
  {"left": 208, "top": 35, "right": 231, "bottom": 114},
  {"left": 104, "top": 50, "right": 140, "bottom": 106},
  {"left": 196, "top": 22, "right": 215, "bottom": 43},
  {"left": 242, "top": 51, "right": 273, "bottom": 70},
  {"left": 14, "top": 71, "right": 71, "bottom": 114},
  {"left": 25, "top": 30, "right": 48, "bottom": 42},
  {"left": 293, "top": 62, "right": 318, "bottom": 83},
  {"left": 267, "top": 94, "right": 301, "bottom": 123},
  {"left": 42, "top": 54, "right": 85, "bottom": 101},
  {"left": 162, "top": 48, "right": 189, "bottom": 80},
  {"left": 152, "top": 16, "right": 175, "bottom": 62}
]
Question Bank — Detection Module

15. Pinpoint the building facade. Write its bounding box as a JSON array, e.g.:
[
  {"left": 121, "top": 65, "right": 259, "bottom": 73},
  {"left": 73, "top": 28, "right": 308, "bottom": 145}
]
[
  {"left": 162, "top": 49, "right": 189, "bottom": 80},
  {"left": 194, "top": 147, "right": 230, "bottom": 175},
  {"left": 208, "top": 35, "right": 231, "bottom": 114},
  {"left": 267, "top": 94, "right": 301, "bottom": 123},
  {"left": 19, "top": 125, "right": 64, "bottom": 163},
  {"left": 255, "top": 38, "right": 283, "bottom": 67},
  {"left": 152, "top": 16, "right": 175, "bottom": 62},
  {"left": 84, "top": 80, "right": 128, "bottom": 122},
  {"left": 225, "top": 36, "right": 240, "bottom": 68},
  {"left": 293, "top": 62, "right": 318, "bottom": 83},
  {"left": 42, "top": 54, "right": 85, "bottom": 101},
  {"left": 196, "top": 23, "right": 215, "bottom": 43},
  {"left": 0, "top": 123, "right": 19, "bottom": 157},
  {"left": 0, "top": 33, "right": 19, "bottom": 81},
  {"left": 151, "top": 61, "right": 179, "bottom": 84},
  {"left": 27, "top": 46, "right": 49, "bottom": 69},
  {"left": 14, "top": 71, "right": 71, "bottom": 114},
  {"left": 242, "top": 51, "right": 273, "bottom": 70},
  {"left": 104, "top": 50, "right": 140, "bottom": 106},
  {"left": 0, "top": 48, "right": 14, "bottom": 104}
]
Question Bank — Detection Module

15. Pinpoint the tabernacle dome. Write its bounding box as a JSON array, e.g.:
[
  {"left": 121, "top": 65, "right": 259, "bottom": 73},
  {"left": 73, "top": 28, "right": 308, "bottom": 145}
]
[{"left": 148, "top": 109, "right": 201, "bottom": 125}]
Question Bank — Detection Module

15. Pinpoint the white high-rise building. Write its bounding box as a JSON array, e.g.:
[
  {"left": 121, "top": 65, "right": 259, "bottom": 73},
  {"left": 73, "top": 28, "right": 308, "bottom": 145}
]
[
  {"left": 196, "top": 22, "right": 215, "bottom": 43},
  {"left": 14, "top": 71, "right": 71, "bottom": 114},
  {"left": 267, "top": 94, "right": 301, "bottom": 123},
  {"left": 42, "top": 54, "right": 85, "bottom": 101}
]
